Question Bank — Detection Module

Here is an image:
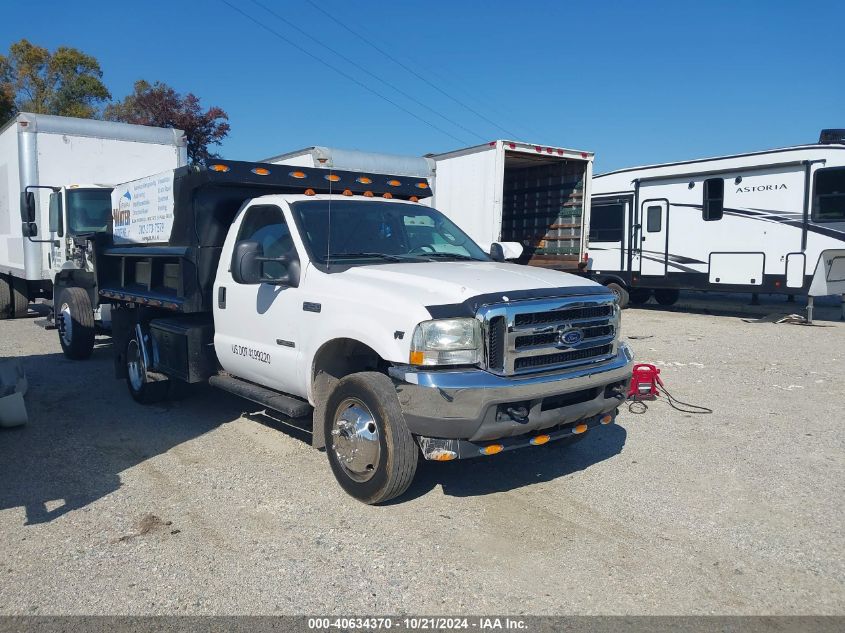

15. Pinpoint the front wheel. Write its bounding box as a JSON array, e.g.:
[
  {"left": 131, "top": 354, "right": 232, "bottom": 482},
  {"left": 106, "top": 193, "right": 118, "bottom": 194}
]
[
  {"left": 126, "top": 328, "right": 169, "bottom": 404},
  {"left": 57, "top": 287, "right": 95, "bottom": 360},
  {"left": 325, "top": 372, "right": 418, "bottom": 504}
]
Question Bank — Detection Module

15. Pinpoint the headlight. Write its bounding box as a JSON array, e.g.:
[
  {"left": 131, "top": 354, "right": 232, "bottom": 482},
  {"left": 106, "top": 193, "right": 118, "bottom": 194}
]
[{"left": 410, "top": 318, "right": 481, "bottom": 366}]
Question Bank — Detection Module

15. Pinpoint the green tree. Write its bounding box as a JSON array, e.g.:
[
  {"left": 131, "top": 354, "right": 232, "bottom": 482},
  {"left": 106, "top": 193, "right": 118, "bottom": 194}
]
[
  {"left": 105, "top": 80, "right": 229, "bottom": 164},
  {"left": 1, "top": 39, "right": 110, "bottom": 121},
  {"left": 0, "top": 54, "right": 14, "bottom": 122}
]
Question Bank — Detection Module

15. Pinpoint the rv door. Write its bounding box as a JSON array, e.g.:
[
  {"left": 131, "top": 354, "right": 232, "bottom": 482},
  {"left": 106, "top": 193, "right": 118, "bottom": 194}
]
[{"left": 637, "top": 200, "right": 668, "bottom": 276}]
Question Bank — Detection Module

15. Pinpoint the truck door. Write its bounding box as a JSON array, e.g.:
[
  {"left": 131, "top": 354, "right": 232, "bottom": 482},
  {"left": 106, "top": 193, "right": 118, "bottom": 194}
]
[
  {"left": 638, "top": 199, "right": 668, "bottom": 276},
  {"left": 214, "top": 203, "right": 302, "bottom": 395}
]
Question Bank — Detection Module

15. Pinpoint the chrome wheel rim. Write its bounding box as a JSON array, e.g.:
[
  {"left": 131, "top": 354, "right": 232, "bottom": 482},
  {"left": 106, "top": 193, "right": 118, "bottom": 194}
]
[
  {"left": 127, "top": 338, "right": 144, "bottom": 392},
  {"left": 58, "top": 303, "right": 73, "bottom": 346},
  {"left": 331, "top": 398, "right": 380, "bottom": 482}
]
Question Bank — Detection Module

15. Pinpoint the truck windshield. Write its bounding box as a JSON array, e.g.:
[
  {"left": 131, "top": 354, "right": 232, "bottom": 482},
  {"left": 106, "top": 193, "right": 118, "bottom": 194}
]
[
  {"left": 66, "top": 188, "right": 113, "bottom": 234},
  {"left": 292, "top": 200, "right": 490, "bottom": 264}
]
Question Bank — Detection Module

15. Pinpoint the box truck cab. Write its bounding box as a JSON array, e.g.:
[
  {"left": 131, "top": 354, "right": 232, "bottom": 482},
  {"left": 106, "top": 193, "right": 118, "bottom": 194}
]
[
  {"left": 0, "top": 113, "right": 186, "bottom": 337},
  {"left": 94, "top": 161, "right": 633, "bottom": 504}
]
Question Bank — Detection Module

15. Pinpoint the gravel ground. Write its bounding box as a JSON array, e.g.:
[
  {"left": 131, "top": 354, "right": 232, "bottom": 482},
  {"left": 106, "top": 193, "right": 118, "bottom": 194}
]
[{"left": 0, "top": 294, "right": 843, "bottom": 615}]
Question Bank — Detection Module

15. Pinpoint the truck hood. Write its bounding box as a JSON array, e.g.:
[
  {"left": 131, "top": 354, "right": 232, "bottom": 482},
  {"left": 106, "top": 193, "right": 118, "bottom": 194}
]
[{"left": 340, "top": 261, "right": 606, "bottom": 309}]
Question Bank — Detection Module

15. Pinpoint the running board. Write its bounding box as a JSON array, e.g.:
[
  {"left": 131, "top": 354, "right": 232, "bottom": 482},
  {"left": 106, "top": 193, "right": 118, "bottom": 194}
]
[{"left": 208, "top": 374, "right": 313, "bottom": 418}]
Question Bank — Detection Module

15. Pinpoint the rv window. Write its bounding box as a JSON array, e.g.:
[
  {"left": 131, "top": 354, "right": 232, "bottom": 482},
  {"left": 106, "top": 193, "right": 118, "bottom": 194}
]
[
  {"left": 813, "top": 167, "right": 845, "bottom": 222},
  {"left": 589, "top": 203, "right": 624, "bottom": 242},
  {"left": 703, "top": 178, "right": 724, "bottom": 221},
  {"left": 646, "top": 206, "right": 662, "bottom": 232}
]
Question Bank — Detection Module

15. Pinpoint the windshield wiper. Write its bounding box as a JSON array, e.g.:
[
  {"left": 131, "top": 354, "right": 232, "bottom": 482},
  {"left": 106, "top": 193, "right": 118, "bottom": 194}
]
[
  {"left": 419, "top": 252, "right": 476, "bottom": 261},
  {"left": 327, "top": 252, "right": 405, "bottom": 261}
]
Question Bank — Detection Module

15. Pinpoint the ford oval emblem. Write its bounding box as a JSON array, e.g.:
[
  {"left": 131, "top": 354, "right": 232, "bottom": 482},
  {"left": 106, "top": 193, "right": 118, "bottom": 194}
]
[{"left": 559, "top": 329, "right": 583, "bottom": 346}]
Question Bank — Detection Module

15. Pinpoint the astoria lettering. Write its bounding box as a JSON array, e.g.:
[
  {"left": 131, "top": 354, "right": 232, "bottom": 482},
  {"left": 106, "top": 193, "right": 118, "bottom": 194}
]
[{"left": 736, "top": 184, "right": 787, "bottom": 193}]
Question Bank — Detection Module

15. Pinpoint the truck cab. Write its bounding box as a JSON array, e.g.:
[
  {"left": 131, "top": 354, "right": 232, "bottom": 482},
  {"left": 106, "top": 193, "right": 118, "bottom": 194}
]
[{"left": 97, "top": 162, "right": 633, "bottom": 504}]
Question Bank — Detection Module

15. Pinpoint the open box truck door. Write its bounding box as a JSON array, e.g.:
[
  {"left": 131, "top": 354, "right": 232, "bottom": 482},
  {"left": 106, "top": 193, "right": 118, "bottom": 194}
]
[{"left": 428, "top": 141, "right": 594, "bottom": 272}]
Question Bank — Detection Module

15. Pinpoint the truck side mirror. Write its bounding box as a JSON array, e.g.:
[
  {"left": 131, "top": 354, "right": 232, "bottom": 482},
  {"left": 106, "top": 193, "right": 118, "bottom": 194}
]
[
  {"left": 231, "top": 240, "right": 301, "bottom": 288},
  {"left": 231, "top": 240, "right": 262, "bottom": 285},
  {"left": 21, "top": 221, "right": 37, "bottom": 237},
  {"left": 49, "top": 192, "right": 64, "bottom": 237},
  {"left": 20, "top": 191, "right": 35, "bottom": 223},
  {"left": 489, "top": 242, "right": 505, "bottom": 262}
]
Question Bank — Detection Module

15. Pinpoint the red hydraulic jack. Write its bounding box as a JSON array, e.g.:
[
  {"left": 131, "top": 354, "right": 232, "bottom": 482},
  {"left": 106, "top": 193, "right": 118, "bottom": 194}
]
[{"left": 627, "top": 363, "right": 663, "bottom": 400}]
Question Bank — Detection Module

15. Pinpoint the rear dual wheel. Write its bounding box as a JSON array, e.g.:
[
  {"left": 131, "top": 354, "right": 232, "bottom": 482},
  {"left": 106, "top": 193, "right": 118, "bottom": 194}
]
[{"left": 0, "top": 275, "right": 28, "bottom": 319}]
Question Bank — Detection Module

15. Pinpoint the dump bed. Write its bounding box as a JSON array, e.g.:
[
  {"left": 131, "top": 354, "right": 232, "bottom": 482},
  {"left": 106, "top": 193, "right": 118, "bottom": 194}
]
[{"left": 96, "top": 160, "right": 433, "bottom": 313}]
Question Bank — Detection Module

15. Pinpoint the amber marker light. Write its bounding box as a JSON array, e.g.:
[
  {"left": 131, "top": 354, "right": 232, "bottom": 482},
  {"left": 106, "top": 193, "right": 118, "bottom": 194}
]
[
  {"left": 382, "top": 192, "right": 393, "bottom": 199},
  {"left": 356, "top": 176, "right": 373, "bottom": 184},
  {"left": 601, "top": 414, "right": 613, "bottom": 425},
  {"left": 209, "top": 164, "right": 229, "bottom": 172},
  {"left": 480, "top": 444, "right": 504, "bottom": 456},
  {"left": 304, "top": 188, "right": 316, "bottom": 196},
  {"left": 432, "top": 451, "right": 457, "bottom": 461},
  {"left": 573, "top": 424, "right": 589, "bottom": 434},
  {"left": 342, "top": 189, "right": 353, "bottom": 196},
  {"left": 324, "top": 173, "right": 341, "bottom": 182},
  {"left": 363, "top": 191, "right": 374, "bottom": 197},
  {"left": 289, "top": 171, "right": 307, "bottom": 179},
  {"left": 416, "top": 182, "right": 429, "bottom": 189},
  {"left": 387, "top": 179, "right": 401, "bottom": 186},
  {"left": 530, "top": 435, "right": 551, "bottom": 445},
  {"left": 251, "top": 167, "right": 270, "bottom": 176}
]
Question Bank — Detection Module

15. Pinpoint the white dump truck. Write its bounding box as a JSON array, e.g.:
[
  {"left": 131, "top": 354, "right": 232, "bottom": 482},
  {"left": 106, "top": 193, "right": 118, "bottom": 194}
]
[
  {"left": 0, "top": 113, "right": 186, "bottom": 353},
  {"left": 85, "top": 160, "right": 633, "bottom": 504}
]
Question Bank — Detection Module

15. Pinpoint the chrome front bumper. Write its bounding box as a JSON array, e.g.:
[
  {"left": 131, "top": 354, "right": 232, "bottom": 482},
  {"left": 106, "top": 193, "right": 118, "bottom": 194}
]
[{"left": 388, "top": 343, "right": 634, "bottom": 442}]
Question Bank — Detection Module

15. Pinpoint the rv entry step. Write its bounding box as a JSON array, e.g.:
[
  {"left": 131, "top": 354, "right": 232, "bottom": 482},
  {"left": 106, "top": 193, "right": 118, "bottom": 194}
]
[{"left": 208, "top": 374, "right": 313, "bottom": 418}]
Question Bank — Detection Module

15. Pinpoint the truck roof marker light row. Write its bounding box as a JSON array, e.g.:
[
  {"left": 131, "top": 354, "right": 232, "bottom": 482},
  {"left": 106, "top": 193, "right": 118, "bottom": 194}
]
[
  {"left": 530, "top": 434, "right": 550, "bottom": 445},
  {"left": 209, "top": 164, "right": 230, "bottom": 172},
  {"left": 289, "top": 171, "right": 307, "bottom": 179},
  {"left": 251, "top": 167, "right": 271, "bottom": 176},
  {"left": 480, "top": 444, "right": 504, "bottom": 456}
]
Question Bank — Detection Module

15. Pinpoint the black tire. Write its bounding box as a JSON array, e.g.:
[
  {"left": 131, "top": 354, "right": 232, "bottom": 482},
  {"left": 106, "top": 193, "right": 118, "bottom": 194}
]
[
  {"left": 324, "top": 372, "right": 418, "bottom": 504},
  {"left": 56, "top": 287, "right": 95, "bottom": 360},
  {"left": 628, "top": 288, "right": 652, "bottom": 306},
  {"left": 0, "top": 275, "right": 10, "bottom": 320},
  {"left": 10, "top": 276, "right": 28, "bottom": 318},
  {"left": 654, "top": 288, "right": 680, "bottom": 306},
  {"left": 605, "top": 282, "right": 629, "bottom": 309},
  {"left": 125, "top": 328, "right": 169, "bottom": 404}
]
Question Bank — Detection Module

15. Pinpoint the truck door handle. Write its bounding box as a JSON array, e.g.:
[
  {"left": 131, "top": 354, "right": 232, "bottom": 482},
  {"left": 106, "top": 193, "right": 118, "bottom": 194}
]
[{"left": 218, "top": 287, "right": 226, "bottom": 309}]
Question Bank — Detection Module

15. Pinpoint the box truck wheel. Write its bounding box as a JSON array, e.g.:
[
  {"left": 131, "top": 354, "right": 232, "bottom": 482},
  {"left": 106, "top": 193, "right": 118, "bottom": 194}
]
[
  {"left": 325, "top": 372, "right": 418, "bottom": 504},
  {"left": 0, "top": 275, "right": 11, "bottom": 319},
  {"left": 126, "top": 329, "right": 169, "bottom": 404},
  {"left": 604, "top": 282, "right": 629, "bottom": 309},
  {"left": 10, "top": 277, "right": 28, "bottom": 318},
  {"left": 57, "top": 287, "right": 95, "bottom": 360},
  {"left": 654, "top": 289, "right": 680, "bottom": 306},
  {"left": 628, "top": 288, "right": 652, "bottom": 305}
]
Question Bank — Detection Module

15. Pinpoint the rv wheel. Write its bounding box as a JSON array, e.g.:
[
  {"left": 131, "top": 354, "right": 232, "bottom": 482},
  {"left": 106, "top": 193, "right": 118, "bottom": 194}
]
[
  {"left": 57, "top": 287, "right": 95, "bottom": 360},
  {"left": 325, "top": 372, "right": 418, "bottom": 504},
  {"left": 605, "top": 282, "right": 629, "bottom": 309},
  {"left": 628, "top": 288, "right": 652, "bottom": 305},
  {"left": 654, "top": 289, "right": 680, "bottom": 306}
]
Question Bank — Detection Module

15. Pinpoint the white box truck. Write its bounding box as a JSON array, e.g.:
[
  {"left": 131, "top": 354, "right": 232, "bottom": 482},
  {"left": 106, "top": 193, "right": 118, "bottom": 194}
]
[
  {"left": 0, "top": 112, "right": 187, "bottom": 328},
  {"left": 266, "top": 140, "right": 595, "bottom": 274}
]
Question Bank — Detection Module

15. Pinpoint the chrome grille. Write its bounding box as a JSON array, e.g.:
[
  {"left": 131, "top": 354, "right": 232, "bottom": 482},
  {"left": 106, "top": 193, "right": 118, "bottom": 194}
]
[{"left": 480, "top": 295, "right": 618, "bottom": 376}]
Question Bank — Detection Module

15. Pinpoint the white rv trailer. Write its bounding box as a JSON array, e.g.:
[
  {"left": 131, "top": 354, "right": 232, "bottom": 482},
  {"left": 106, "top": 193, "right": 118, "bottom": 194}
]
[
  {"left": 266, "top": 141, "right": 595, "bottom": 272},
  {"left": 589, "top": 131, "right": 845, "bottom": 309},
  {"left": 0, "top": 113, "right": 187, "bottom": 318}
]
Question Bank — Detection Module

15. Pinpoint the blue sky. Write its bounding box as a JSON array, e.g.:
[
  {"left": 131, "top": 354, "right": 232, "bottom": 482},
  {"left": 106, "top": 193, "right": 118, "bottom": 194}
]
[{"left": 2, "top": 0, "right": 843, "bottom": 171}]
